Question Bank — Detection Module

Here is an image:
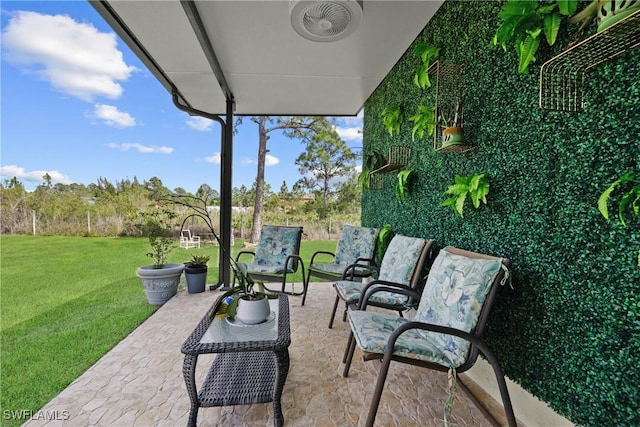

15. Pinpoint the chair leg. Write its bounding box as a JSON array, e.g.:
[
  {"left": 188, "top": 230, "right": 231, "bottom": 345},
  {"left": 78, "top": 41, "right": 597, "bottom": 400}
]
[
  {"left": 302, "top": 271, "right": 312, "bottom": 306},
  {"left": 481, "top": 348, "right": 517, "bottom": 427},
  {"left": 329, "top": 295, "right": 340, "bottom": 328},
  {"left": 342, "top": 332, "right": 357, "bottom": 377},
  {"left": 342, "top": 303, "right": 349, "bottom": 322},
  {"left": 342, "top": 332, "right": 354, "bottom": 364},
  {"left": 365, "top": 353, "right": 393, "bottom": 427},
  {"left": 299, "top": 263, "right": 308, "bottom": 306}
]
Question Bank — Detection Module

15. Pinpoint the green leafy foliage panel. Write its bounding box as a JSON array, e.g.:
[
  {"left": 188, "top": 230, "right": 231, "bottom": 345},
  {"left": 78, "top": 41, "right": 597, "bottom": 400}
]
[{"left": 361, "top": 2, "right": 640, "bottom": 426}]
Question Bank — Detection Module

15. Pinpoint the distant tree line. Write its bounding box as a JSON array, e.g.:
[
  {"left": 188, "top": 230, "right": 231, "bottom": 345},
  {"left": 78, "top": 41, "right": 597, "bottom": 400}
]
[{"left": 0, "top": 171, "right": 361, "bottom": 238}]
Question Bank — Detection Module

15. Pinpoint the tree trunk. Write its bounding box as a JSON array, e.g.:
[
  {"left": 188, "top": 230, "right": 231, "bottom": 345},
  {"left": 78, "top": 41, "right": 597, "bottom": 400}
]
[
  {"left": 250, "top": 117, "right": 268, "bottom": 243},
  {"left": 323, "top": 173, "right": 330, "bottom": 213}
]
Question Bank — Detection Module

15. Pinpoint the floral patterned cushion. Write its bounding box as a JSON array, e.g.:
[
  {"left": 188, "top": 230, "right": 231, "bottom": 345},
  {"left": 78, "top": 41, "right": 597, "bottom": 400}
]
[
  {"left": 311, "top": 226, "right": 378, "bottom": 277},
  {"left": 311, "top": 263, "right": 372, "bottom": 276},
  {"left": 333, "top": 225, "right": 378, "bottom": 266},
  {"left": 250, "top": 226, "right": 302, "bottom": 271},
  {"left": 348, "top": 311, "right": 455, "bottom": 368},
  {"left": 333, "top": 235, "right": 427, "bottom": 307},
  {"left": 244, "top": 263, "right": 294, "bottom": 274},
  {"left": 334, "top": 280, "right": 410, "bottom": 306},
  {"left": 413, "top": 249, "right": 503, "bottom": 366},
  {"left": 348, "top": 248, "right": 504, "bottom": 368},
  {"left": 378, "top": 235, "right": 427, "bottom": 285}
]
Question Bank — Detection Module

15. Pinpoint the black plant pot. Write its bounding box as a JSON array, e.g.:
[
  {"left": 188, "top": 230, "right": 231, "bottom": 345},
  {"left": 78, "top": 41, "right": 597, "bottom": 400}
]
[{"left": 184, "top": 263, "right": 208, "bottom": 294}]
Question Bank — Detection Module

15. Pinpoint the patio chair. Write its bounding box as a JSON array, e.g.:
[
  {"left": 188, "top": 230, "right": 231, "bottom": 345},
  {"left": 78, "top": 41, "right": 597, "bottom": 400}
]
[
  {"left": 304, "top": 225, "right": 379, "bottom": 305},
  {"left": 328, "top": 234, "right": 435, "bottom": 328},
  {"left": 234, "top": 225, "right": 308, "bottom": 304},
  {"left": 180, "top": 229, "right": 201, "bottom": 249},
  {"left": 342, "top": 246, "right": 516, "bottom": 427}
]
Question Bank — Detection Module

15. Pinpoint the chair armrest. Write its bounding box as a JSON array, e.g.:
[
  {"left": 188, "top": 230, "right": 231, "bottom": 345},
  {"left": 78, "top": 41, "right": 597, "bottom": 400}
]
[
  {"left": 354, "top": 256, "right": 375, "bottom": 265},
  {"left": 341, "top": 262, "right": 380, "bottom": 280},
  {"left": 235, "top": 250, "right": 256, "bottom": 262},
  {"left": 390, "top": 322, "right": 471, "bottom": 345},
  {"left": 283, "top": 254, "right": 307, "bottom": 286},
  {"left": 358, "top": 281, "right": 419, "bottom": 310},
  {"left": 309, "top": 250, "right": 336, "bottom": 265},
  {"left": 284, "top": 254, "right": 304, "bottom": 272}
]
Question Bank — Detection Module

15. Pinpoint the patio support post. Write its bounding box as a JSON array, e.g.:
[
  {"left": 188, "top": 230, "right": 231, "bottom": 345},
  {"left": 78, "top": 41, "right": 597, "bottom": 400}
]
[
  {"left": 219, "top": 98, "right": 234, "bottom": 289},
  {"left": 170, "top": 91, "right": 236, "bottom": 289}
]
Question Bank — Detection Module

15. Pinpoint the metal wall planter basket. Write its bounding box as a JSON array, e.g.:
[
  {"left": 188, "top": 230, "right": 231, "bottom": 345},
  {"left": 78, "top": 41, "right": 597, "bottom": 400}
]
[{"left": 371, "top": 146, "right": 412, "bottom": 174}]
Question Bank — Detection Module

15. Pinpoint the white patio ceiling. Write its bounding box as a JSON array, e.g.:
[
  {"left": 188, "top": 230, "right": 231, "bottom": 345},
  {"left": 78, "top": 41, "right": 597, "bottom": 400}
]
[{"left": 90, "top": 0, "right": 443, "bottom": 117}]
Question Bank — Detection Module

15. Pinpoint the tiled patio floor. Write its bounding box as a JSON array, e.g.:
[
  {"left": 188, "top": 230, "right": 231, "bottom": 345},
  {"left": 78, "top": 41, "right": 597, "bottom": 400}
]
[{"left": 23, "top": 283, "right": 508, "bottom": 427}]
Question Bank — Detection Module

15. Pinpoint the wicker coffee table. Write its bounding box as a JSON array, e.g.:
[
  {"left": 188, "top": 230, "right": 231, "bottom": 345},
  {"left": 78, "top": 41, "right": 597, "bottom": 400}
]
[{"left": 181, "top": 295, "right": 291, "bottom": 427}]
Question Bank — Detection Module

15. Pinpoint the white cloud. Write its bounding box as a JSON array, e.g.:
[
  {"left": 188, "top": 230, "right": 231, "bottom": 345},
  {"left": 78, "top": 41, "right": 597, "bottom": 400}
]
[
  {"left": 205, "top": 152, "right": 221, "bottom": 164},
  {"left": 265, "top": 154, "right": 280, "bottom": 166},
  {"left": 186, "top": 116, "right": 214, "bottom": 131},
  {"left": 241, "top": 154, "right": 280, "bottom": 167},
  {"left": 1, "top": 11, "right": 137, "bottom": 101},
  {"left": 87, "top": 104, "right": 136, "bottom": 128},
  {"left": 0, "top": 164, "right": 72, "bottom": 185},
  {"left": 107, "top": 143, "right": 173, "bottom": 154},
  {"left": 334, "top": 113, "right": 363, "bottom": 143},
  {"left": 335, "top": 126, "right": 362, "bottom": 142}
]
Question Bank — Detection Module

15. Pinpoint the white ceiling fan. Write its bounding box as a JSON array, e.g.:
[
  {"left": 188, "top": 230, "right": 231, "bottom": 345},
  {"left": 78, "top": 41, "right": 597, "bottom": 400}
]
[{"left": 290, "top": 0, "right": 364, "bottom": 42}]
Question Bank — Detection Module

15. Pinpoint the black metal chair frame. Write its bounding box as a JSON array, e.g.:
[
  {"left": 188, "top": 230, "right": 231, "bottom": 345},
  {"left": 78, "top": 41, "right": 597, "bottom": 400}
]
[
  {"left": 305, "top": 227, "right": 379, "bottom": 306},
  {"left": 341, "top": 246, "right": 516, "bottom": 427},
  {"left": 328, "top": 238, "right": 435, "bottom": 328},
  {"left": 234, "top": 225, "right": 308, "bottom": 305},
  {"left": 305, "top": 253, "right": 375, "bottom": 306}
]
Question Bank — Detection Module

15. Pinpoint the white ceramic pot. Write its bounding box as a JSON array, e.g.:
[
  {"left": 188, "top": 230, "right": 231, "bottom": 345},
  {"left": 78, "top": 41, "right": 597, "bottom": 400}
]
[{"left": 235, "top": 294, "right": 271, "bottom": 325}]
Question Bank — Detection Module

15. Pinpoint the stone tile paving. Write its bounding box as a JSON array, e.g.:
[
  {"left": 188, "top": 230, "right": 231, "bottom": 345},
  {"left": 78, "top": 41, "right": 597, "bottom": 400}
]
[{"left": 23, "top": 283, "right": 498, "bottom": 427}]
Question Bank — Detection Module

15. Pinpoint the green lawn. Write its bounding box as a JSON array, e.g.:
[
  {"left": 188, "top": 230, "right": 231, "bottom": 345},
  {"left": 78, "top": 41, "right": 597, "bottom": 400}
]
[{"left": 0, "top": 235, "right": 335, "bottom": 426}]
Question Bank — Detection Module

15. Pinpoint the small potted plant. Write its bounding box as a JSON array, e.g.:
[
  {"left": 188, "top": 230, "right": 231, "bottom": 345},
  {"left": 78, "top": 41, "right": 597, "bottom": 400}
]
[
  {"left": 569, "top": 0, "right": 640, "bottom": 33},
  {"left": 184, "top": 254, "right": 210, "bottom": 294},
  {"left": 135, "top": 208, "right": 185, "bottom": 305},
  {"left": 441, "top": 93, "right": 465, "bottom": 148},
  {"left": 209, "top": 263, "right": 277, "bottom": 325},
  {"left": 167, "top": 193, "right": 278, "bottom": 323}
]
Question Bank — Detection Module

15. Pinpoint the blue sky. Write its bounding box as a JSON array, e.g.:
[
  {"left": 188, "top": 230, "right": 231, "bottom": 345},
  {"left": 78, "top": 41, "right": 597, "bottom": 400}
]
[{"left": 0, "top": 1, "right": 363, "bottom": 194}]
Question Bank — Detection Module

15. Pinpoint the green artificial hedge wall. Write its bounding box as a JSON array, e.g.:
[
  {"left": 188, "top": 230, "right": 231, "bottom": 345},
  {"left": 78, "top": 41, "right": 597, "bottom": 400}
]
[{"left": 361, "top": 2, "right": 640, "bottom": 426}]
